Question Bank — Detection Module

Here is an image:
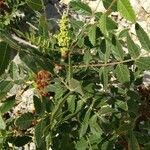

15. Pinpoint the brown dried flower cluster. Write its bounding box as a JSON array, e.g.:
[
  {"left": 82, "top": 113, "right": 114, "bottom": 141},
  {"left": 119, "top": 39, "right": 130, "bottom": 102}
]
[
  {"left": 36, "top": 70, "right": 52, "bottom": 97},
  {"left": 0, "top": 0, "right": 5, "bottom": 12}
]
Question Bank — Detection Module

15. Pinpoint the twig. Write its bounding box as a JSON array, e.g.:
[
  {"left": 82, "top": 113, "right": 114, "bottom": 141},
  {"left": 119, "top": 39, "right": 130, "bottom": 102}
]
[{"left": 11, "top": 34, "right": 38, "bottom": 49}]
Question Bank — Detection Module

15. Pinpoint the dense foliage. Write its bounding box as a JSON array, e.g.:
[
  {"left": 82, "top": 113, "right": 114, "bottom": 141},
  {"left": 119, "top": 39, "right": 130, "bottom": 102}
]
[{"left": 0, "top": 0, "right": 150, "bottom": 149}]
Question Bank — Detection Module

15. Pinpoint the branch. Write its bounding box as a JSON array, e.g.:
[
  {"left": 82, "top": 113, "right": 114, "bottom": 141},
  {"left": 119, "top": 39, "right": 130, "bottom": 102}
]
[
  {"left": 11, "top": 34, "right": 38, "bottom": 49},
  {"left": 72, "top": 58, "right": 134, "bottom": 68}
]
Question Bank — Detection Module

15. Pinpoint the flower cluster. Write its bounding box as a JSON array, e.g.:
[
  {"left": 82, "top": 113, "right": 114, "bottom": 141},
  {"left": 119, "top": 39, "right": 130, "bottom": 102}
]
[
  {"left": 36, "top": 70, "right": 52, "bottom": 97},
  {"left": 0, "top": 0, "right": 6, "bottom": 13},
  {"left": 55, "top": 13, "right": 70, "bottom": 60}
]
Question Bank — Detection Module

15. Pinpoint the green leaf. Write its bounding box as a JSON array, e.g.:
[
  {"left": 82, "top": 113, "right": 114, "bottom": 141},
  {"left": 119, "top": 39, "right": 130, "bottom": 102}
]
[
  {"left": 99, "top": 39, "right": 111, "bottom": 62},
  {"left": 112, "top": 36, "right": 124, "bottom": 60},
  {"left": 13, "top": 136, "right": 32, "bottom": 147},
  {"left": 67, "top": 95, "right": 76, "bottom": 113},
  {"left": 79, "top": 123, "right": 88, "bottom": 138},
  {"left": 77, "top": 36, "right": 84, "bottom": 48},
  {"left": 135, "top": 23, "right": 150, "bottom": 51},
  {"left": 115, "top": 64, "right": 130, "bottom": 83},
  {"left": 70, "top": 1, "right": 92, "bottom": 16},
  {"left": 100, "top": 67, "right": 109, "bottom": 90},
  {"left": 83, "top": 50, "right": 92, "bottom": 66},
  {"left": 42, "top": 97, "right": 52, "bottom": 113},
  {"left": 117, "top": 123, "right": 131, "bottom": 135},
  {"left": 96, "top": 12, "right": 118, "bottom": 31},
  {"left": 118, "top": 28, "right": 129, "bottom": 38},
  {"left": 84, "top": 109, "right": 91, "bottom": 123},
  {"left": 50, "top": 92, "right": 71, "bottom": 127},
  {"left": 88, "top": 133, "right": 102, "bottom": 146},
  {"left": 19, "top": 51, "right": 50, "bottom": 73},
  {"left": 99, "top": 39, "right": 106, "bottom": 61},
  {"left": 26, "top": 0, "right": 42, "bottom": 11},
  {"left": 128, "top": 131, "right": 140, "bottom": 150},
  {"left": 102, "top": 0, "right": 117, "bottom": 11},
  {"left": 99, "top": 13, "right": 107, "bottom": 35},
  {"left": 115, "top": 39, "right": 124, "bottom": 60},
  {"left": 134, "top": 132, "right": 150, "bottom": 145},
  {"left": 75, "top": 138, "right": 88, "bottom": 150},
  {"left": 71, "top": 19, "right": 84, "bottom": 32},
  {"left": 34, "top": 119, "right": 47, "bottom": 148},
  {"left": 19, "top": 51, "right": 39, "bottom": 73},
  {"left": 39, "top": 15, "right": 49, "bottom": 37},
  {"left": 75, "top": 100, "right": 85, "bottom": 113},
  {"left": 0, "top": 114, "right": 6, "bottom": 130},
  {"left": 116, "top": 100, "right": 128, "bottom": 111},
  {"left": 45, "top": 134, "right": 52, "bottom": 150},
  {"left": 33, "top": 96, "right": 44, "bottom": 115},
  {"left": 9, "top": 61, "right": 20, "bottom": 80},
  {"left": 88, "top": 25, "right": 96, "bottom": 46},
  {"left": 69, "top": 78, "right": 83, "bottom": 96},
  {"left": 0, "top": 96, "right": 15, "bottom": 113},
  {"left": 46, "top": 82, "right": 66, "bottom": 100},
  {"left": 15, "top": 112, "right": 34, "bottom": 130},
  {"left": 136, "top": 57, "right": 150, "bottom": 70},
  {"left": 0, "top": 42, "right": 11, "bottom": 76},
  {"left": 127, "top": 90, "right": 139, "bottom": 116},
  {"left": 0, "top": 80, "right": 14, "bottom": 95},
  {"left": 117, "top": 0, "right": 136, "bottom": 22},
  {"left": 81, "top": 98, "right": 96, "bottom": 138},
  {"left": 89, "top": 115, "right": 102, "bottom": 135},
  {"left": 0, "top": 32, "right": 21, "bottom": 51},
  {"left": 105, "top": 40, "right": 111, "bottom": 63},
  {"left": 101, "top": 141, "right": 114, "bottom": 150},
  {"left": 106, "top": 17, "right": 118, "bottom": 31},
  {"left": 98, "top": 105, "right": 115, "bottom": 116},
  {"left": 145, "top": 143, "right": 150, "bottom": 150},
  {"left": 127, "top": 34, "right": 140, "bottom": 58}
]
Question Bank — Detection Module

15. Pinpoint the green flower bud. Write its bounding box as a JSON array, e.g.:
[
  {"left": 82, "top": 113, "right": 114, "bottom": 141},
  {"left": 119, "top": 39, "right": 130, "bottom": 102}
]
[{"left": 55, "top": 13, "right": 70, "bottom": 60}]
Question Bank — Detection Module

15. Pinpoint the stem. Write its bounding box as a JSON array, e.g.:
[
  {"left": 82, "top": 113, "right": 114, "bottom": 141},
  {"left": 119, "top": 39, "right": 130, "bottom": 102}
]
[
  {"left": 72, "top": 58, "right": 134, "bottom": 68},
  {"left": 41, "top": 0, "right": 47, "bottom": 18},
  {"left": 56, "top": 75, "right": 71, "bottom": 90},
  {"left": 71, "top": 51, "right": 150, "bottom": 68},
  {"left": 86, "top": 136, "right": 92, "bottom": 150},
  {"left": 68, "top": 52, "right": 71, "bottom": 86}
]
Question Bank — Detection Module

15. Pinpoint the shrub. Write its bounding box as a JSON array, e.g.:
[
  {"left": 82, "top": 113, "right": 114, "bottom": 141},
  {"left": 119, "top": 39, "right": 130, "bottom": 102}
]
[{"left": 0, "top": 0, "right": 150, "bottom": 149}]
